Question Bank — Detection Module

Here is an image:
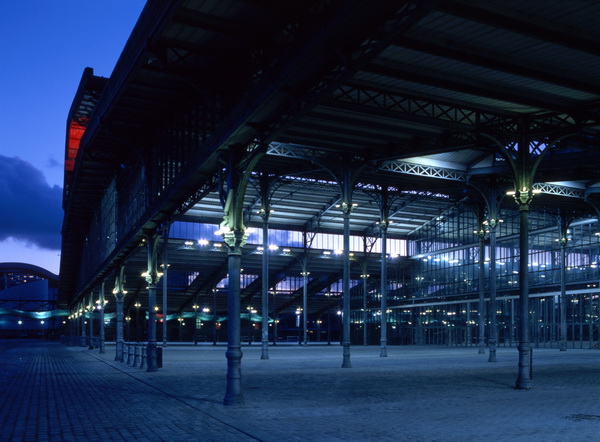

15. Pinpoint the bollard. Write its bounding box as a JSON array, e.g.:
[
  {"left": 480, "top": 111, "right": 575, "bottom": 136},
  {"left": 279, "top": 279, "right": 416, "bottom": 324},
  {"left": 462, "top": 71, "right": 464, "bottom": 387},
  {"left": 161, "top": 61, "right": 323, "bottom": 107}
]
[
  {"left": 140, "top": 346, "right": 147, "bottom": 369},
  {"left": 133, "top": 344, "right": 140, "bottom": 368},
  {"left": 156, "top": 346, "right": 163, "bottom": 368},
  {"left": 126, "top": 343, "right": 133, "bottom": 365}
]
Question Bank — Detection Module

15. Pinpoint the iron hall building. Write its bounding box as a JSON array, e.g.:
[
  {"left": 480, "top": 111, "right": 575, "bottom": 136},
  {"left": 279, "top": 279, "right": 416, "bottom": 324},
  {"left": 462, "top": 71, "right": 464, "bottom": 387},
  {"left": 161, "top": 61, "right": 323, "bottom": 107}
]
[{"left": 61, "top": 0, "right": 600, "bottom": 404}]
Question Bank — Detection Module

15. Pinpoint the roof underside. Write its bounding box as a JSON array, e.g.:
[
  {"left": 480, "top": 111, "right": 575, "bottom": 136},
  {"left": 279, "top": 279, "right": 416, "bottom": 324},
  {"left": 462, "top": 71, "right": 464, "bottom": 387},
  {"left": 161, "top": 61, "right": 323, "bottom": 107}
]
[{"left": 60, "top": 0, "right": 600, "bottom": 316}]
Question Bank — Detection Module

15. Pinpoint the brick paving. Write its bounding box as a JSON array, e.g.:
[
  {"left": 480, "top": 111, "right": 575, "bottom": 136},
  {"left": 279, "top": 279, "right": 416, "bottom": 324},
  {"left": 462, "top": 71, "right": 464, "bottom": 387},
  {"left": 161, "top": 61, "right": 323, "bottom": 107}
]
[{"left": 1, "top": 340, "right": 600, "bottom": 441}]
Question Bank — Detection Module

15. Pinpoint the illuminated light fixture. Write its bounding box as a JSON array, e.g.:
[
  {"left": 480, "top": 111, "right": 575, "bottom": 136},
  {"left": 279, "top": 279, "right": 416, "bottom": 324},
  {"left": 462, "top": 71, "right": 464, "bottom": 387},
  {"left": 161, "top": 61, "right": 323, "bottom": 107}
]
[
  {"left": 214, "top": 227, "right": 231, "bottom": 236},
  {"left": 198, "top": 239, "right": 209, "bottom": 246},
  {"left": 323, "top": 251, "right": 332, "bottom": 255},
  {"left": 506, "top": 190, "right": 516, "bottom": 196},
  {"left": 268, "top": 244, "right": 279, "bottom": 251},
  {"left": 333, "top": 249, "right": 343, "bottom": 255},
  {"left": 282, "top": 248, "right": 291, "bottom": 253},
  {"left": 257, "top": 246, "right": 264, "bottom": 251},
  {"left": 184, "top": 240, "right": 194, "bottom": 246},
  {"left": 532, "top": 189, "right": 542, "bottom": 194},
  {"left": 141, "top": 271, "right": 164, "bottom": 278},
  {"left": 389, "top": 253, "right": 399, "bottom": 258},
  {"left": 213, "top": 243, "right": 222, "bottom": 248}
]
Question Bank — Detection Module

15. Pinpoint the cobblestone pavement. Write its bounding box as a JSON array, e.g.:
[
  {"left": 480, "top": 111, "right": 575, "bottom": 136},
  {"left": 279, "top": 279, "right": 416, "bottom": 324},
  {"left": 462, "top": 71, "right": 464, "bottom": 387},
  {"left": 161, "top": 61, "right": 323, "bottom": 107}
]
[{"left": 2, "top": 340, "right": 600, "bottom": 441}]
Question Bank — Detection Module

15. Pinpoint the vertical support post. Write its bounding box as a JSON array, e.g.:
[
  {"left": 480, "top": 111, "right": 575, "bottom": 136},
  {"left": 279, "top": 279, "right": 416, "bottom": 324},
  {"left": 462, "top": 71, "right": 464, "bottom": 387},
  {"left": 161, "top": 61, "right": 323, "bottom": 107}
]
[
  {"left": 223, "top": 230, "right": 246, "bottom": 405},
  {"left": 589, "top": 294, "right": 593, "bottom": 349},
  {"left": 477, "top": 228, "right": 486, "bottom": 355},
  {"left": 145, "top": 234, "right": 160, "bottom": 372},
  {"left": 212, "top": 289, "right": 218, "bottom": 345},
  {"left": 115, "top": 299, "right": 124, "bottom": 360},
  {"left": 380, "top": 220, "right": 388, "bottom": 357},
  {"left": 466, "top": 303, "right": 472, "bottom": 346},
  {"left": 488, "top": 216, "right": 498, "bottom": 362},
  {"left": 342, "top": 204, "right": 352, "bottom": 368},
  {"left": 162, "top": 227, "right": 169, "bottom": 347},
  {"left": 362, "top": 271, "right": 368, "bottom": 346},
  {"left": 80, "top": 302, "right": 86, "bottom": 346},
  {"left": 193, "top": 301, "right": 199, "bottom": 345},
  {"left": 67, "top": 313, "right": 74, "bottom": 346},
  {"left": 88, "top": 292, "right": 94, "bottom": 349},
  {"left": 99, "top": 282, "right": 106, "bottom": 354},
  {"left": 515, "top": 192, "right": 533, "bottom": 389},
  {"left": 260, "top": 207, "right": 270, "bottom": 359},
  {"left": 272, "top": 290, "right": 278, "bottom": 346},
  {"left": 559, "top": 227, "right": 568, "bottom": 351},
  {"left": 302, "top": 254, "right": 309, "bottom": 346}
]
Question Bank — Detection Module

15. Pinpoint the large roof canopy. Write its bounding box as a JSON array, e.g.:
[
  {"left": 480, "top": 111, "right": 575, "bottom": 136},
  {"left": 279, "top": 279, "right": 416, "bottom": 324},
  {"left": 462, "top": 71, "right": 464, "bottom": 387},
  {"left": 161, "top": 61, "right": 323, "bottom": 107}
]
[{"left": 60, "top": 0, "right": 600, "bottom": 314}]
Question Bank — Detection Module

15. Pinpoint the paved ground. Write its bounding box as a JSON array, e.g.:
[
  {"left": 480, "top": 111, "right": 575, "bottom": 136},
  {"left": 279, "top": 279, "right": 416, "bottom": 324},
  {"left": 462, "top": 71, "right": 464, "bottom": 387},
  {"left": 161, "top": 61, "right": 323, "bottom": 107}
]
[{"left": 1, "top": 340, "right": 600, "bottom": 441}]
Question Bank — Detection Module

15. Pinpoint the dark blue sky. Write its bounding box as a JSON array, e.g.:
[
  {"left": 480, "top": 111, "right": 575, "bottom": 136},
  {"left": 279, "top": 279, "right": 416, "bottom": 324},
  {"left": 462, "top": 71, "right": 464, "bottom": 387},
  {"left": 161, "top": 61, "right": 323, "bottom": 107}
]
[{"left": 0, "top": 1, "right": 146, "bottom": 273}]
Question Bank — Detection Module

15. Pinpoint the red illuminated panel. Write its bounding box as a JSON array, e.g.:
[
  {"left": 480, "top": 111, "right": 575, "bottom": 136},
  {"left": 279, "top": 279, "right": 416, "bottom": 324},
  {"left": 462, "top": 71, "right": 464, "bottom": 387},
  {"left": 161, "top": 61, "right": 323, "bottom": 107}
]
[{"left": 66, "top": 120, "right": 86, "bottom": 172}]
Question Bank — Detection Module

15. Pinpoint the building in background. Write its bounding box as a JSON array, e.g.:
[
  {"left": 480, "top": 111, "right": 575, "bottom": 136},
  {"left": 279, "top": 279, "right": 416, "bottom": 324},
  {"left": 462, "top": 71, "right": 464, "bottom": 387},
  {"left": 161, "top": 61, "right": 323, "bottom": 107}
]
[{"left": 0, "top": 263, "right": 64, "bottom": 338}]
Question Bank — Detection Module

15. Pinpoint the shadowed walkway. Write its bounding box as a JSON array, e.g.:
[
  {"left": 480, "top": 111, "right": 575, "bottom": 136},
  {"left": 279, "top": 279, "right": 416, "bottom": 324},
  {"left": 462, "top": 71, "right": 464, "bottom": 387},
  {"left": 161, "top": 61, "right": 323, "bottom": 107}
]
[{"left": 1, "top": 340, "right": 600, "bottom": 441}]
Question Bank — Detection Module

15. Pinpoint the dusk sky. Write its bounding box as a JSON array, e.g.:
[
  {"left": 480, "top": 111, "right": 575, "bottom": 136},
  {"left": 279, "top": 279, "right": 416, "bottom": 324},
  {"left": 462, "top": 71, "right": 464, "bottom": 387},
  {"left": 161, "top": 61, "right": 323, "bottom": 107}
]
[{"left": 0, "top": 1, "right": 146, "bottom": 274}]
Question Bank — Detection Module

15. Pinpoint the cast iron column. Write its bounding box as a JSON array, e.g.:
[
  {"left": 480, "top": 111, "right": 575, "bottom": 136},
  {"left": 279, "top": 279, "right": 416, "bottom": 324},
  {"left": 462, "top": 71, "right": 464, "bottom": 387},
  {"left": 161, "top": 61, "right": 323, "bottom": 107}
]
[
  {"left": 488, "top": 218, "right": 498, "bottom": 363},
  {"left": 302, "top": 256, "right": 309, "bottom": 346},
  {"left": 515, "top": 188, "right": 533, "bottom": 389},
  {"left": 146, "top": 234, "right": 161, "bottom": 372},
  {"left": 559, "top": 233, "right": 568, "bottom": 351},
  {"left": 477, "top": 227, "right": 486, "bottom": 354},
  {"left": 113, "top": 266, "right": 126, "bottom": 361},
  {"left": 224, "top": 229, "right": 246, "bottom": 405},
  {"left": 99, "top": 282, "right": 106, "bottom": 354},
  {"left": 147, "top": 280, "right": 158, "bottom": 371},
  {"left": 380, "top": 220, "right": 388, "bottom": 357},
  {"left": 80, "top": 303, "right": 86, "bottom": 346},
  {"left": 362, "top": 272, "right": 368, "bottom": 345},
  {"left": 376, "top": 188, "right": 391, "bottom": 357},
  {"left": 342, "top": 203, "right": 352, "bottom": 368},
  {"left": 114, "top": 292, "right": 124, "bottom": 361},
  {"left": 193, "top": 302, "right": 199, "bottom": 345},
  {"left": 162, "top": 228, "right": 169, "bottom": 347},
  {"left": 88, "top": 293, "right": 94, "bottom": 349},
  {"left": 260, "top": 209, "right": 270, "bottom": 359}
]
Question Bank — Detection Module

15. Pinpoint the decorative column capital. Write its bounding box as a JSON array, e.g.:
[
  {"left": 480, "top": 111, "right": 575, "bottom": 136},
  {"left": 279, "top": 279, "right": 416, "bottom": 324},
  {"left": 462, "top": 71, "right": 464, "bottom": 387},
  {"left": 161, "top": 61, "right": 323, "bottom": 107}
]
[
  {"left": 223, "top": 229, "right": 247, "bottom": 255},
  {"left": 341, "top": 201, "right": 354, "bottom": 215},
  {"left": 258, "top": 207, "right": 270, "bottom": 222},
  {"left": 511, "top": 187, "right": 534, "bottom": 211},
  {"left": 487, "top": 218, "right": 500, "bottom": 230},
  {"left": 145, "top": 268, "right": 163, "bottom": 286}
]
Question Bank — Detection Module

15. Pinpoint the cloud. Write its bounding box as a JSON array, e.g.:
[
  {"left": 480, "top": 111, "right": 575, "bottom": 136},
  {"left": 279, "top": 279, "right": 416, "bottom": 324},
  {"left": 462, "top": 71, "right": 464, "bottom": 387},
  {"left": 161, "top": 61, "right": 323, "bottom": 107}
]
[
  {"left": 47, "top": 157, "right": 61, "bottom": 169},
  {"left": 0, "top": 155, "right": 62, "bottom": 250}
]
